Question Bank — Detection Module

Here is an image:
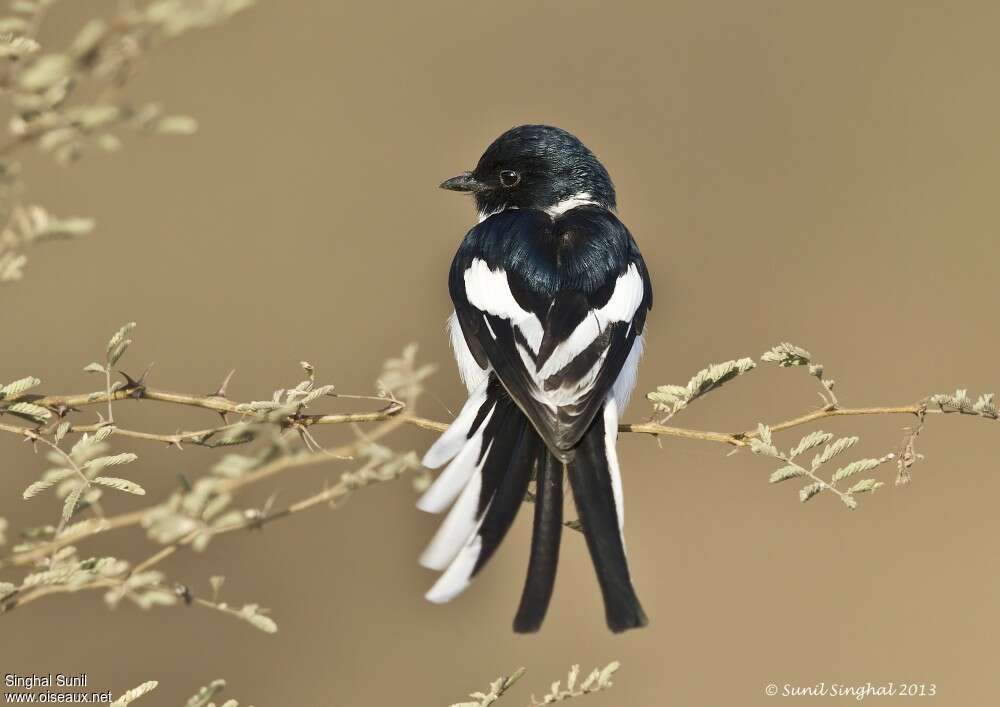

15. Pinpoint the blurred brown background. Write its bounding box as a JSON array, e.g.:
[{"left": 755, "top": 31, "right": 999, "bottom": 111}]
[{"left": 3, "top": 1, "right": 1000, "bottom": 704}]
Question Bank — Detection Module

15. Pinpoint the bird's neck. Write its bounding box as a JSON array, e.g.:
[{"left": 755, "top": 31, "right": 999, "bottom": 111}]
[{"left": 477, "top": 191, "right": 604, "bottom": 223}]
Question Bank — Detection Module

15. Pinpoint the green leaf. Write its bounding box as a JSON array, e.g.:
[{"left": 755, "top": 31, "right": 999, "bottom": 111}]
[
  {"left": 110, "top": 680, "right": 157, "bottom": 707},
  {"left": 108, "top": 339, "right": 132, "bottom": 366},
  {"left": 239, "top": 604, "right": 277, "bottom": 633},
  {"left": 96, "top": 133, "right": 123, "bottom": 152},
  {"left": 761, "top": 342, "right": 812, "bottom": 367},
  {"left": 62, "top": 484, "right": 85, "bottom": 523},
  {"left": 6, "top": 402, "right": 51, "bottom": 421},
  {"left": 92, "top": 477, "right": 145, "bottom": 495},
  {"left": 39, "top": 127, "right": 77, "bottom": 153},
  {"left": 70, "top": 19, "right": 107, "bottom": 58},
  {"left": 85, "top": 452, "right": 138, "bottom": 469},
  {"left": 23, "top": 478, "right": 59, "bottom": 499},
  {"left": 769, "top": 465, "right": 805, "bottom": 483},
  {"left": 0, "top": 34, "right": 40, "bottom": 58},
  {"left": 38, "top": 217, "right": 95, "bottom": 239},
  {"left": 184, "top": 680, "right": 226, "bottom": 707},
  {"left": 156, "top": 115, "right": 198, "bottom": 135},
  {"left": 811, "top": 436, "right": 858, "bottom": 469},
  {"left": 0, "top": 376, "right": 40, "bottom": 399},
  {"left": 0, "top": 17, "right": 29, "bottom": 33},
  {"left": 18, "top": 53, "right": 72, "bottom": 91},
  {"left": 831, "top": 458, "right": 881, "bottom": 483},
  {"left": 799, "top": 481, "right": 825, "bottom": 503},
  {"left": 749, "top": 437, "right": 780, "bottom": 458},
  {"left": 597, "top": 661, "right": 620, "bottom": 687},
  {"left": 848, "top": 479, "right": 884, "bottom": 495},
  {"left": 107, "top": 322, "right": 136, "bottom": 357},
  {"left": 789, "top": 430, "right": 833, "bottom": 459}
]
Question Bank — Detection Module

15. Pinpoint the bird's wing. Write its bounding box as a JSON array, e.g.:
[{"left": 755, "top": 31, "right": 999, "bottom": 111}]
[{"left": 449, "top": 207, "right": 651, "bottom": 458}]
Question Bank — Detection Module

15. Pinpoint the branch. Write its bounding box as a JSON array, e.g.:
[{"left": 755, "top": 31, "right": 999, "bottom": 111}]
[
  {"left": 0, "top": 379, "right": 946, "bottom": 449},
  {"left": 449, "top": 662, "right": 620, "bottom": 707},
  {"left": 1, "top": 442, "right": 416, "bottom": 614},
  {"left": 1, "top": 333, "right": 995, "bottom": 626}
]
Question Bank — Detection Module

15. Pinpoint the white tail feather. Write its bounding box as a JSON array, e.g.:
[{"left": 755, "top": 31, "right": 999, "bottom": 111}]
[
  {"left": 603, "top": 399, "right": 625, "bottom": 530},
  {"left": 419, "top": 468, "right": 483, "bottom": 571},
  {"left": 417, "top": 417, "right": 494, "bottom": 513},
  {"left": 425, "top": 535, "right": 483, "bottom": 604},
  {"left": 422, "top": 378, "right": 490, "bottom": 469}
]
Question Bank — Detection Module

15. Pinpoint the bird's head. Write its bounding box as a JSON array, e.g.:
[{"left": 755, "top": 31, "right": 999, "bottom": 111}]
[{"left": 440, "top": 124, "right": 616, "bottom": 218}]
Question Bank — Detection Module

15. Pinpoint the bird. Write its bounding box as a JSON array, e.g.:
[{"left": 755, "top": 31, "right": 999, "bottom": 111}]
[{"left": 417, "top": 124, "right": 652, "bottom": 633}]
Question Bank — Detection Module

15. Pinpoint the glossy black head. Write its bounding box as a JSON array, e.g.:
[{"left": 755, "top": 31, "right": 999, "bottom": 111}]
[{"left": 440, "top": 125, "right": 616, "bottom": 215}]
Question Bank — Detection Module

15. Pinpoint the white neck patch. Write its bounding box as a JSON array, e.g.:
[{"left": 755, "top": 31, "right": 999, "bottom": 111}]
[
  {"left": 478, "top": 205, "right": 510, "bottom": 223},
  {"left": 477, "top": 192, "right": 598, "bottom": 222},
  {"left": 544, "top": 192, "right": 597, "bottom": 216}
]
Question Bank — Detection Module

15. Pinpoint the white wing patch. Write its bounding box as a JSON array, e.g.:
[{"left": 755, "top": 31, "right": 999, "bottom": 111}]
[
  {"left": 538, "top": 264, "right": 645, "bottom": 379},
  {"left": 463, "top": 259, "right": 543, "bottom": 353},
  {"left": 459, "top": 259, "right": 646, "bottom": 425}
]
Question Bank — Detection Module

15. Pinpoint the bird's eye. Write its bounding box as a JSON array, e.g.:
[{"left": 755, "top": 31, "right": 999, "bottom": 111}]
[{"left": 499, "top": 170, "right": 521, "bottom": 188}]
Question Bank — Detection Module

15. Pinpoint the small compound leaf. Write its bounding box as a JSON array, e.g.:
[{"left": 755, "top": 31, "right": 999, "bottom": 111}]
[
  {"left": 92, "top": 477, "right": 145, "bottom": 495},
  {"left": 799, "top": 482, "right": 825, "bottom": 503}
]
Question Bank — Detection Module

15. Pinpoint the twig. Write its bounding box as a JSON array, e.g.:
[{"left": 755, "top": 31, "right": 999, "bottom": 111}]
[
  {"left": 2, "top": 382, "right": 950, "bottom": 449},
  {"left": 2, "top": 447, "right": 412, "bottom": 613},
  {"left": 0, "top": 395, "right": 963, "bottom": 573}
]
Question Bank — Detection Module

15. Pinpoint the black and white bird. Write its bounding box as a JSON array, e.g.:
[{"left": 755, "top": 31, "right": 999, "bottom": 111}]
[{"left": 418, "top": 124, "right": 652, "bottom": 633}]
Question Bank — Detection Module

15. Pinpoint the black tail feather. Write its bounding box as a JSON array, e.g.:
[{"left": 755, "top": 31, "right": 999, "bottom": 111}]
[
  {"left": 513, "top": 450, "right": 563, "bottom": 632},
  {"left": 567, "top": 412, "right": 647, "bottom": 633},
  {"left": 472, "top": 418, "right": 538, "bottom": 576}
]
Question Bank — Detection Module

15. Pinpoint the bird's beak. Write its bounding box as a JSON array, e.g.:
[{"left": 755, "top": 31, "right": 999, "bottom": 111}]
[{"left": 439, "top": 172, "right": 486, "bottom": 193}]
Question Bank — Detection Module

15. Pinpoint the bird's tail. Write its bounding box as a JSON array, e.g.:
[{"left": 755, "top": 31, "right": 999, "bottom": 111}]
[
  {"left": 565, "top": 401, "right": 647, "bottom": 633},
  {"left": 418, "top": 375, "right": 550, "bottom": 611},
  {"left": 418, "top": 375, "right": 645, "bottom": 633}
]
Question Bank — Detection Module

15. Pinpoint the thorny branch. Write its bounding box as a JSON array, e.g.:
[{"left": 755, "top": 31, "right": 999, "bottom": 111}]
[
  {"left": 0, "top": 329, "right": 995, "bottom": 630},
  {"left": 0, "top": 378, "right": 957, "bottom": 449}
]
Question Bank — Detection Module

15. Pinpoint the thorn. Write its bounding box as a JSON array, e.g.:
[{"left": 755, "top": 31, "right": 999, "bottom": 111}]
[
  {"left": 262, "top": 492, "right": 278, "bottom": 517},
  {"left": 118, "top": 371, "right": 141, "bottom": 388},
  {"left": 243, "top": 508, "right": 266, "bottom": 531},
  {"left": 117, "top": 365, "right": 150, "bottom": 399},
  {"left": 211, "top": 369, "right": 236, "bottom": 398},
  {"left": 174, "top": 583, "right": 193, "bottom": 605}
]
